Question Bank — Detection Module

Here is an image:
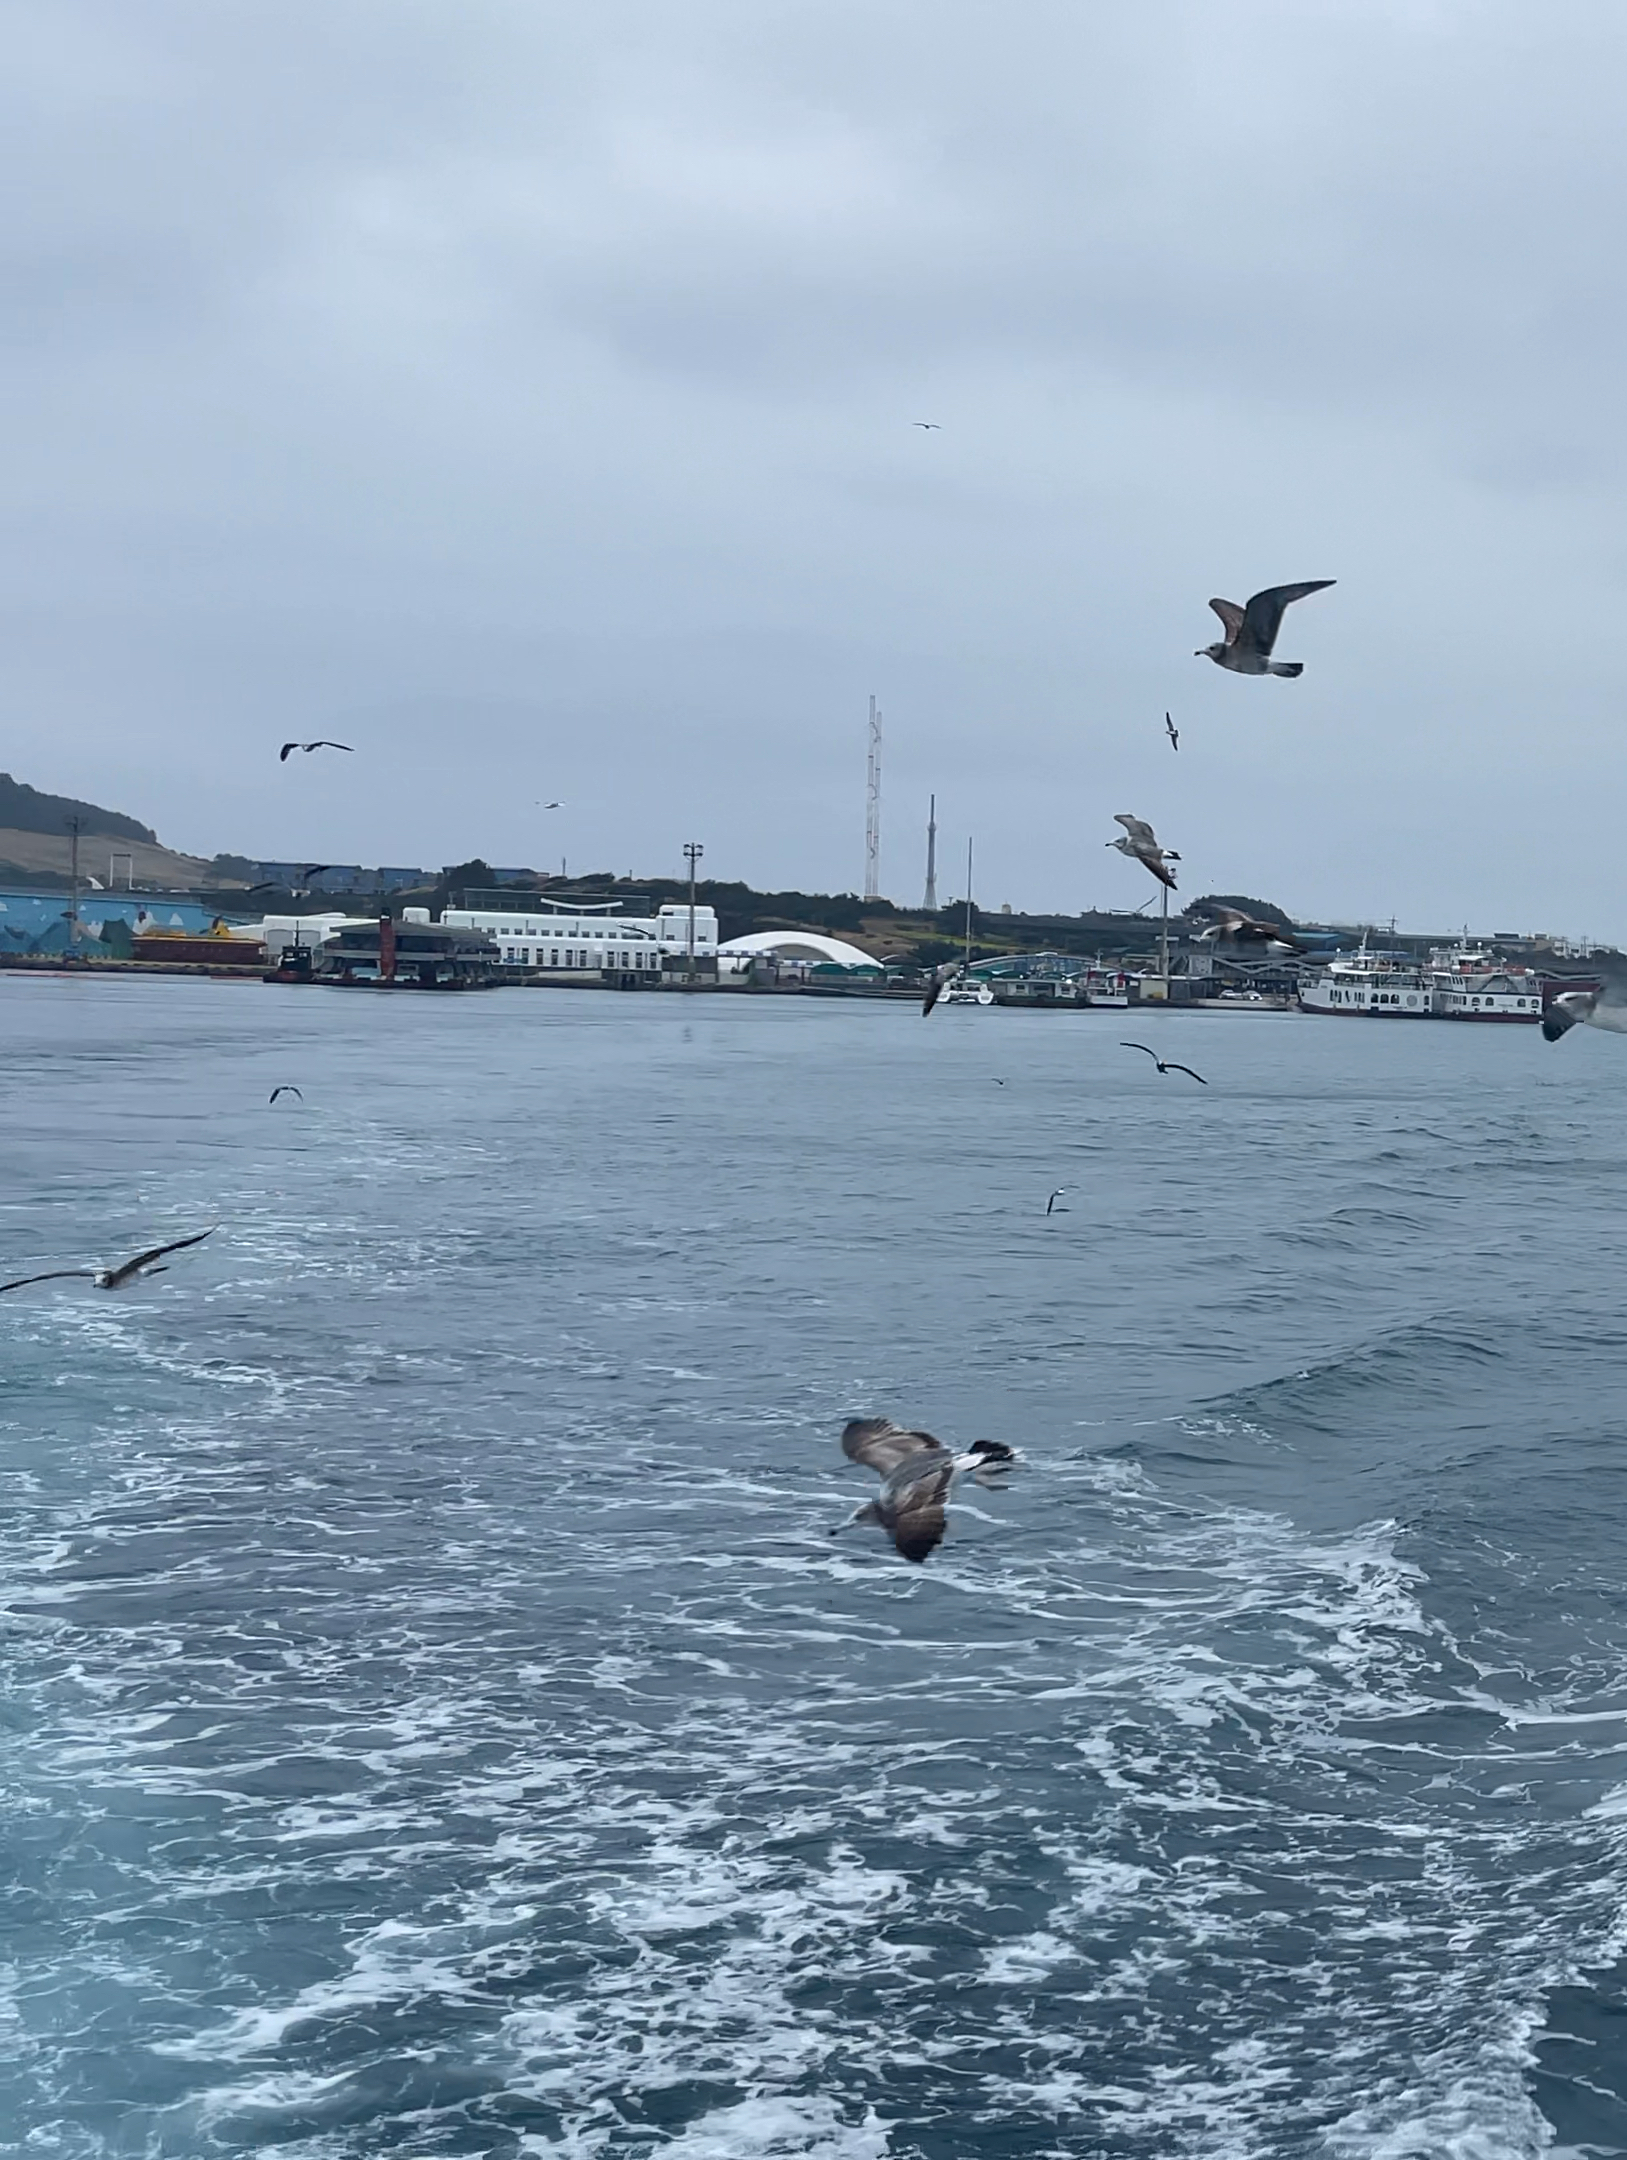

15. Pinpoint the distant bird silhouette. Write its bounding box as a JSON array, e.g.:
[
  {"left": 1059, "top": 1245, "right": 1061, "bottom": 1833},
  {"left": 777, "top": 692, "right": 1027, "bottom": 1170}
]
[
  {"left": 1543, "top": 960, "right": 1627, "bottom": 1043},
  {"left": 0, "top": 1227, "right": 215, "bottom": 1296},
  {"left": 993, "top": 1077, "right": 1007, "bottom": 1085},
  {"left": 832, "top": 1418, "right": 1018, "bottom": 1563},
  {"left": 1165, "top": 712, "right": 1179, "bottom": 752},
  {"left": 1046, "top": 1188, "right": 1068, "bottom": 1215},
  {"left": 1121, "top": 1042, "right": 1207, "bottom": 1084},
  {"left": 536, "top": 801, "right": 563, "bottom": 809},
  {"left": 913, "top": 421, "right": 942, "bottom": 430},
  {"left": 1197, "top": 582, "right": 1334, "bottom": 677},
  {"left": 268, "top": 1085, "right": 303, "bottom": 1105},
  {"left": 1108, "top": 814, "right": 1179, "bottom": 890},
  {"left": 1196, "top": 907, "right": 1305, "bottom": 954},
  {"left": 247, "top": 866, "right": 329, "bottom": 893},
  {"left": 279, "top": 741, "right": 353, "bottom": 762}
]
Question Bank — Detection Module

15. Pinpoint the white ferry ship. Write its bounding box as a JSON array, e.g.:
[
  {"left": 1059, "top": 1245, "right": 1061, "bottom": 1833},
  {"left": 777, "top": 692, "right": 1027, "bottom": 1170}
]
[
  {"left": 1298, "top": 946, "right": 1431, "bottom": 1017},
  {"left": 1426, "top": 943, "right": 1543, "bottom": 1023}
]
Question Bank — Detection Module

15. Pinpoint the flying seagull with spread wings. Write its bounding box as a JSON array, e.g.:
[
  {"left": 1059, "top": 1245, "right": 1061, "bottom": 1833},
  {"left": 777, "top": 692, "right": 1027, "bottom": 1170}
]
[
  {"left": 1196, "top": 907, "right": 1305, "bottom": 955},
  {"left": 0, "top": 1228, "right": 216, "bottom": 1296},
  {"left": 1197, "top": 581, "right": 1334, "bottom": 677},
  {"left": 1543, "top": 958, "right": 1627, "bottom": 1043},
  {"left": 1121, "top": 1042, "right": 1207, "bottom": 1084},
  {"left": 913, "top": 421, "right": 942, "bottom": 430},
  {"left": 832, "top": 1418, "right": 1018, "bottom": 1563},
  {"left": 1108, "top": 814, "right": 1179, "bottom": 890},
  {"left": 1165, "top": 712, "right": 1179, "bottom": 752},
  {"left": 1046, "top": 1188, "right": 1068, "bottom": 1216},
  {"left": 268, "top": 1085, "right": 303, "bottom": 1105},
  {"left": 279, "top": 741, "right": 353, "bottom": 761}
]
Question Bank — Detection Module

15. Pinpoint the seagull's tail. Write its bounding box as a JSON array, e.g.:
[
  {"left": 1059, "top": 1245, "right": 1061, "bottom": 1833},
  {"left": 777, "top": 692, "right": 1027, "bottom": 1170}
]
[{"left": 1267, "top": 661, "right": 1304, "bottom": 678}]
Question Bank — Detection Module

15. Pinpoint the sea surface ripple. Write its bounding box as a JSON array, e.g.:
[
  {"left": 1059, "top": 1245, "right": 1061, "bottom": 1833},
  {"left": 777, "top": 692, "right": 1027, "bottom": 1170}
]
[{"left": 4, "top": 975, "right": 1627, "bottom": 2158}]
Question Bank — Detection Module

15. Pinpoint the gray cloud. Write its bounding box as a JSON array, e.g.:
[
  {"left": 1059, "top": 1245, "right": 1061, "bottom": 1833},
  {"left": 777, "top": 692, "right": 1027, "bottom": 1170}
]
[{"left": 4, "top": 0, "right": 1627, "bottom": 931}]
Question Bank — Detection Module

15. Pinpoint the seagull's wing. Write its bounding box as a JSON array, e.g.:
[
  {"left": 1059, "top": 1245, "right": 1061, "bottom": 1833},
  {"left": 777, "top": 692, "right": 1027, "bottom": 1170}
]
[
  {"left": 103, "top": 1227, "right": 216, "bottom": 1288},
  {"left": 314, "top": 741, "right": 354, "bottom": 753},
  {"left": 0, "top": 1270, "right": 96, "bottom": 1294},
  {"left": 1208, "top": 598, "right": 1246, "bottom": 644},
  {"left": 842, "top": 1418, "right": 945, "bottom": 1478},
  {"left": 1238, "top": 581, "right": 1335, "bottom": 659},
  {"left": 1585, "top": 956, "right": 1627, "bottom": 1013},
  {"left": 1142, "top": 855, "right": 1178, "bottom": 890},
  {"left": 891, "top": 1488, "right": 949, "bottom": 1563},
  {"left": 1164, "top": 1063, "right": 1208, "bottom": 1084},
  {"left": 1113, "top": 813, "right": 1156, "bottom": 845},
  {"left": 279, "top": 743, "right": 297, "bottom": 761},
  {"left": 922, "top": 976, "right": 946, "bottom": 1016},
  {"left": 1120, "top": 1042, "right": 1159, "bottom": 1060}
]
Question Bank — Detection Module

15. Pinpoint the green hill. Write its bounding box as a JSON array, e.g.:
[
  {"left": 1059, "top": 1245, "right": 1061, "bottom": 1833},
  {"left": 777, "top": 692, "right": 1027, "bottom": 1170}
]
[{"left": 0, "top": 773, "right": 157, "bottom": 845}]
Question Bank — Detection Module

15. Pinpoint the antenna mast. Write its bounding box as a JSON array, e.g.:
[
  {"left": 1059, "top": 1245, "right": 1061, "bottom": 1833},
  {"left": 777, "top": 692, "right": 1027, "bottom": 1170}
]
[
  {"left": 864, "top": 696, "right": 882, "bottom": 901},
  {"left": 922, "top": 794, "right": 937, "bottom": 912}
]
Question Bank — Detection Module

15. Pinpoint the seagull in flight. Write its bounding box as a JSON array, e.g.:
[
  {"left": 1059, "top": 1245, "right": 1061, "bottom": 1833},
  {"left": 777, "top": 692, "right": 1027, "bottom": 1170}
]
[
  {"left": 247, "top": 867, "right": 329, "bottom": 892},
  {"left": 831, "top": 1418, "right": 1018, "bottom": 1563},
  {"left": 922, "top": 965, "right": 962, "bottom": 1017},
  {"left": 1046, "top": 1188, "right": 1068, "bottom": 1216},
  {"left": 913, "top": 421, "right": 942, "bottom": 430},
  {"left": 1108, "top": 814, "right": 1179, "bottom": 890},
  {"left": 1543, "top": 958, "right": 1627, "bottom": 1043},
  {"left": 1197, "top": 582, "right": 1334, "bottom": 677},
  {"left": 1165, "top": 712, "right": 1179, "bottom": 752},
  {"left": 268, "top": 1085, "right": 303, "bottom": 1105},
  {"left": 0, "top": 1228, "right": 216, "bottom": 1296},
  {"left": 536, "top": 801, "right": 564, "bottom": 809},
  {"left": 1196, "top": 907, "right": 1305, "bottom": 954},
  {"left": 279, "top": 741, "right": 353, "bottom": 762},
  {"left": 1121, "top": 1042, "right": 1207, "bottom": 1084}
]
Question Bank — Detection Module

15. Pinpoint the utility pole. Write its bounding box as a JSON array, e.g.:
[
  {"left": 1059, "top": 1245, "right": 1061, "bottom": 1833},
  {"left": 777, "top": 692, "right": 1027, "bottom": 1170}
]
[
  {"left": 864, "top": 696, "right": 881, "bottom": 901},
  {"left": 683, "top": 841, "right": 704, "bottom": 980},
  {"left": 922, "top": 794, "right": 937, "bottom": 912},
  {"left": 962, "top": 836, "right": 974, "bottom": 974},
  {"left": 1159, "top": 880, "right": 1170, "bottom": 990},
  {"left": 65, "top": 816, "right": 82, "bottom": 946}
]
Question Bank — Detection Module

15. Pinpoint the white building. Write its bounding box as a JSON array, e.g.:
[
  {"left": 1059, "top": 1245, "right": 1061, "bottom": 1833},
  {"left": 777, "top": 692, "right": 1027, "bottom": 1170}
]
[{"left": 440, "top": 898, "right": 718, "bottom": 974}]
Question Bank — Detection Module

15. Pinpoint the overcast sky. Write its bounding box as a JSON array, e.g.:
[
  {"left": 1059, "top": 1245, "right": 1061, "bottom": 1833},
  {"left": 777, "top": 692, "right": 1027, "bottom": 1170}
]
[{"left": 6, "top": 1, "right": 1627, "bottom": 930}]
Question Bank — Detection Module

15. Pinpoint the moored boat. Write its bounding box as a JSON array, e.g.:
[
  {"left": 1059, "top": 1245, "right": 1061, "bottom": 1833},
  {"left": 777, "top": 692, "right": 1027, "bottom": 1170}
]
[
  {"left": 1427, "top": 943, "right": 1543, "bottom": 1022},
  {"left": 1298, "top": 944, "right": 1431, "bottom": 1016}
]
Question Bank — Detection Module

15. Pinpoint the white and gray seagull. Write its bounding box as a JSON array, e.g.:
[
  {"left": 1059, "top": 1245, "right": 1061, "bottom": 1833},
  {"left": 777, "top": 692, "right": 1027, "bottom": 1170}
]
[
  {"left": 1197, "top": 581, "right": 1334, "bottom": 677},
  {"left": 1543, "top": 958, "right": 1627, "bottom": 1043},
  {"left": 1108, "top": 814, "right": 1179, "bottom": 890},
  {"left": 831, "top": 1418, "right": 1019, "bottom": 1563},
  {"left": 0, "top": 1227, "right": 216, "bottom": 1296}
]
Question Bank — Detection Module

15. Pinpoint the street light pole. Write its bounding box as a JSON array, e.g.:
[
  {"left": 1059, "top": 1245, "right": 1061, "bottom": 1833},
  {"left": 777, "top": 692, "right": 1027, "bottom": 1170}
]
[
  {"left": 65, "top": 815, "right": 82, "bottom": 947},
  {"left": 683, "top": 842, "right": 704, "bottom": 980}
]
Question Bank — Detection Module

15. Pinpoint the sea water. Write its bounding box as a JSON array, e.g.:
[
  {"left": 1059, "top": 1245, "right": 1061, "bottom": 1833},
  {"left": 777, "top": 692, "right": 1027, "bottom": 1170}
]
[{"left": 3, "top": 973, "right": 1627, "bottom": 2158}]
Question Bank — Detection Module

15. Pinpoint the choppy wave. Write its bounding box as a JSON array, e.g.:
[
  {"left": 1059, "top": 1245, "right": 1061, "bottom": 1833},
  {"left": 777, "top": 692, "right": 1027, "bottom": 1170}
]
[{"left": 4, "top": 981, "right": 1627, "bottom": 2155}]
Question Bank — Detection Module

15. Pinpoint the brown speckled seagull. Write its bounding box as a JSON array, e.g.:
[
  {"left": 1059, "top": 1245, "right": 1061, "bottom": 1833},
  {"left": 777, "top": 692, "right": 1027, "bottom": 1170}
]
[
  {"left": 1197, "top": 581, "right": 1334, "bottom": 677},
  {"left": 831, "top": 1418, "right": 1018, "bottom": 1563}
]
